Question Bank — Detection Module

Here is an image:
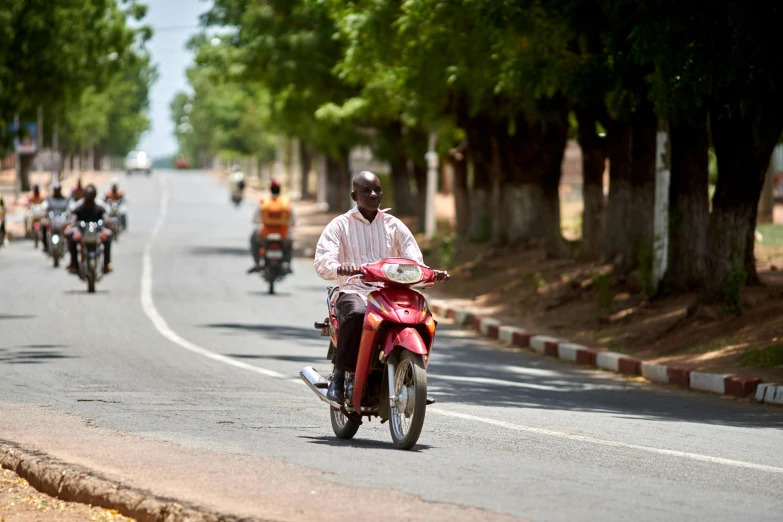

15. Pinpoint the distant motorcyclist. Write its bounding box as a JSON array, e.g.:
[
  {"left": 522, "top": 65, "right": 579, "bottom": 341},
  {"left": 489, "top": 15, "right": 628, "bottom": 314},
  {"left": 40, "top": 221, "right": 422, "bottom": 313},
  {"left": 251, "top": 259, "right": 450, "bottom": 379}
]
[
  {"left": 25, "top": 184, "right": 46, "bottom": 243},
  {"left": 41, "top": 182, "right": 70, "bottom": 254},
  {"left": 230, "top": 165, "right": 246, "bottom": 206},
  {"left": 104, "top": 178, "right": 127, "bottom": 229},
  {"left": 230, "top": 165, "right": 246, "bottom": 191},
  {"left": 70, "top": 178, "right": 85, "bottom": 202},
  {"left": 104, "top": 178, "right": 125, "bottom": 203},
  {"left": 66, "top": 184, "right": 113, "bottom": 274},
  {"left": 247, "top": 179, "right": 294, "bottom": 275},
  {"left": 28, "top": 184, "right": 45, "bottom": 206}
]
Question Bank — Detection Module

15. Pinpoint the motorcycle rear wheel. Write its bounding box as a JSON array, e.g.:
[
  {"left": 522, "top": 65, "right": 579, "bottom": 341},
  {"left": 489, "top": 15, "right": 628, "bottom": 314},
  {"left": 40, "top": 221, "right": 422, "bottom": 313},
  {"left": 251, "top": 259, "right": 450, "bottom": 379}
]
[
  {"left": 330, "top": 407, "right": 361, "bottom": 440},
  {"left": 53, "top": 255, "right": 59, "bottom": 268},
  {"left": 268, "top": 279, "right": 275, "bottom": 294},
  {"left": 389, "top": 351, "right": 427, "bottom": 450},
  {"left": 87, "top": 272, "right": 96, "bottom": 293}
]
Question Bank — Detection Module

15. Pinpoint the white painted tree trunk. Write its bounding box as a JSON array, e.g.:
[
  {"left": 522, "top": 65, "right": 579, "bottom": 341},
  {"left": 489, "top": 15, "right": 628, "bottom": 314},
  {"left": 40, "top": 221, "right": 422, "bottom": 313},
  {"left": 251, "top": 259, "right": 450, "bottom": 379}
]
[{"left": 652, "top": 129, "right": 670, "bottom": 291}]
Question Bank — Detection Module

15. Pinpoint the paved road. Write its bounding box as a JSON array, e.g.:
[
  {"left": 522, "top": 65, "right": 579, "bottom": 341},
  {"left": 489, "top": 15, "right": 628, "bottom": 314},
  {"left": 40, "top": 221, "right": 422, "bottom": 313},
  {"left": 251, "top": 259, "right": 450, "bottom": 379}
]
[{"left": 1, "top": 170, "right": 782, "bottom": 522}]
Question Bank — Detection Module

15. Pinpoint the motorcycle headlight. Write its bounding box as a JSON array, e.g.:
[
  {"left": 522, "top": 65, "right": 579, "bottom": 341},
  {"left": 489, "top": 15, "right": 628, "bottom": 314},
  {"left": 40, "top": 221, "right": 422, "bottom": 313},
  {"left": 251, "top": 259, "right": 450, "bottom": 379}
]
[
  {"left": 51, "top": 236, "right": 59, "bottom": 244},
  {"left": 381, "top": 263, "right": 422, "bottom": 284}
]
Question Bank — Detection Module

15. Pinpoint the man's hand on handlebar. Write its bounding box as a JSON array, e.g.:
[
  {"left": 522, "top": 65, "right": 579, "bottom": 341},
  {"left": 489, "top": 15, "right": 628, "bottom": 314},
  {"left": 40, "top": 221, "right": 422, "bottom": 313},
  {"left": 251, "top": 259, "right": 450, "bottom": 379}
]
[
  {"left": 433, "top": 270, "right": 450, "bottom": 282},
  {"left": 337, "top": 263, "right": 361, "bottom": 276}
]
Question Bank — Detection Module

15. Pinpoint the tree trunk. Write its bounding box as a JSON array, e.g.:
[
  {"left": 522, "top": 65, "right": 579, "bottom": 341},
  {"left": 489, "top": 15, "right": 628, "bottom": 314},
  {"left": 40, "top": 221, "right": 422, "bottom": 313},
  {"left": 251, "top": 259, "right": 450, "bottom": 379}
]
[
  {"left": 662, "top": 117, "right": 709, "bottom": 293},
  {"left": 576, "top": 109, "right": 607, "bottom": 261},
  {"left": 703, "top": 112, "right": 780, "bottom": 303},
  {"left": 299, "top": 144, "right": 313, "bottom": 199},
  {"left": 412, "top": 161, "right": 427, "bottom": 233},
  {"left": 93, "top": 148, "right": 104, "bottom": 171},
  {"left": 18, "top": 154, "right": 34, "bottom": 191},
  {"left": 451, "top": 153, "right": 470, "bottom": 237},
  {"left": 539, "top": 110, "right": 570, "bottom": 259},
  {"left": 383, "top": 122, "right": 417, "bottom": 216},
  {"left": 465, "top": 115, "right": 494, "bottom": 241},
  {"left": 504, "top": 114, "right": 544, "bottom": 245},
  {"left": 326, "top": 154, "right": 343, "bottom": 212},
  {"left": 603, "top": 120, "right": 634, "bottom": 265},
  {"left": 629, "top": 104, "right": 658, "bottom": 272}
]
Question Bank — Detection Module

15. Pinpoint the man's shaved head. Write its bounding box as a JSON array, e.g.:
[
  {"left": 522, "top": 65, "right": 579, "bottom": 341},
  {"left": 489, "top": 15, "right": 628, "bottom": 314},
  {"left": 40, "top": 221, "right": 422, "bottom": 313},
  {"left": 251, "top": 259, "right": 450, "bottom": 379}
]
[
  {"left": 352, "top": 171, "right": 380, "bottom": 190},
  {"left": 351, "top": 170, "right": 383, "bottom": 219}
]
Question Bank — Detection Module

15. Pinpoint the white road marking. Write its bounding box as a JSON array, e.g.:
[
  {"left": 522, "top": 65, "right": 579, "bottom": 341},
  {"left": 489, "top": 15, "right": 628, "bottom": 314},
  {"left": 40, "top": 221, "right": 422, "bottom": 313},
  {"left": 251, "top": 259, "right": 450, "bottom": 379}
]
[
  {"left": 140, "top": 175, "right": 286, "bottom": 379},
  {"left": 429, "top": 408, "right": 783, "bottom": 474}
]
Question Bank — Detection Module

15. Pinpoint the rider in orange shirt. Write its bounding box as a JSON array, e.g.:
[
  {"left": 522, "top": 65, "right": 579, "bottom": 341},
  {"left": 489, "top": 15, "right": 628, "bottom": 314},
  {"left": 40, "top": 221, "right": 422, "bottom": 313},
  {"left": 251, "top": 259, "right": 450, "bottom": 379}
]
[
  {"left": 247, "top": 180, "right": 294, "bottom": 274},
  {"left": 28, "top": 184, "right": 46, "bottom": 205}
]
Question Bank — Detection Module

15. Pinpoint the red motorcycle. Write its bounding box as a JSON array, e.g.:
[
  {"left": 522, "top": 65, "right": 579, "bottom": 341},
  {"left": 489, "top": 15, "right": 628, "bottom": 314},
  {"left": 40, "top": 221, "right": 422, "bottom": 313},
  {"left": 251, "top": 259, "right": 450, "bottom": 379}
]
[{"left": 301, "top": 258, "right": 443, "bottom": 450}]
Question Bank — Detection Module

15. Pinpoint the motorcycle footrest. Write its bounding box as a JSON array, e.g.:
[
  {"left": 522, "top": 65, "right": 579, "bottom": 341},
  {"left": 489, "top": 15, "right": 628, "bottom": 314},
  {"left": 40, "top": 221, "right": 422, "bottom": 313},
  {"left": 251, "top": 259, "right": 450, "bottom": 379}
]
[
  {"left": 314, "top": 321, "right": 328, "bottom": 329},
  {"left": 426, "top": 396, "right": 436, "bottom": 405}
]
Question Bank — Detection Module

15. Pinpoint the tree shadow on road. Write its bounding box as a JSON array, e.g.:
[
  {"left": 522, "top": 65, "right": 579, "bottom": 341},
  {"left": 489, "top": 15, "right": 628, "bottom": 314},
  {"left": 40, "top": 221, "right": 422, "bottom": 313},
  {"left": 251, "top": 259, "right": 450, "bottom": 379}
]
[
  {"left": 425, "top": 326, "right": 783, "bottom": 430},
  {"left": 188, "top": 246, "right": 249, "bottom": 257},
  {"left": 0, "top": 314, "right": 35, "bottom": 320},
  {"left": 226, "top": 354, "right": 326, "bottom": 364},
  {"left": 0, "top": 345, "right": 76, "bottom": 365},
  {"left": 203, "top": 322, "right": 321, "bottom": 342}
]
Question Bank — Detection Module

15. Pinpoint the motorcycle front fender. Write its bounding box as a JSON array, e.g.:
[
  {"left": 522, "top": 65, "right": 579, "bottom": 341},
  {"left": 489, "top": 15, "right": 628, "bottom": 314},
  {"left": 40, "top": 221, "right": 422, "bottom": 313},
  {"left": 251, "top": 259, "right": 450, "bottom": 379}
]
[{"left": 382, "top": 326, "right": 428, "bottom": 358}]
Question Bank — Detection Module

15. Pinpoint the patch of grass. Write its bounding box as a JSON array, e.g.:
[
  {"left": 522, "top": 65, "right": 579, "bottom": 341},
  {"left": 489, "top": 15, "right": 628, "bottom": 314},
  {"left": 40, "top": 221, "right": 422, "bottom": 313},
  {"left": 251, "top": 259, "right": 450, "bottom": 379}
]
[
  {"left": 738, "top": 344, "right": 783, "bottom": 368},
  {"left": 438, "top": 234, "right": 456, "bottom": 269},
  {"left": 756, "top": 224, "right": 783, "bottom": 247},
  {"left": 523, "top": 271, "right": 546, "bottom": 291}
]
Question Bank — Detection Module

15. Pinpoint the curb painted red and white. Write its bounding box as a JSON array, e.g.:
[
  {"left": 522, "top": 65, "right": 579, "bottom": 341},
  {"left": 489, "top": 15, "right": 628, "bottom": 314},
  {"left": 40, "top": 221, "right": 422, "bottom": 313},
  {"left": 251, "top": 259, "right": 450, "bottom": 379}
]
[{"left": 427, "top": 299, "right": 781, "bottom": 405}]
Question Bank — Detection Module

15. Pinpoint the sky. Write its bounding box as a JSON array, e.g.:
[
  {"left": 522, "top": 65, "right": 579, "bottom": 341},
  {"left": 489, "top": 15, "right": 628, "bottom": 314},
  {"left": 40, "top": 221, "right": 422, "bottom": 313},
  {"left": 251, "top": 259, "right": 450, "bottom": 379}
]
[{"left": 137, "top": 0, "right": 213, "bottom": 159}]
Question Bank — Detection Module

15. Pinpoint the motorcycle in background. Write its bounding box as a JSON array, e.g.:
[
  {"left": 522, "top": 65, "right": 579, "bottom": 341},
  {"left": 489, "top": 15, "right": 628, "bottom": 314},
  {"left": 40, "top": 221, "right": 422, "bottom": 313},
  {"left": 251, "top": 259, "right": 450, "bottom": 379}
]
[
  {"left": 107, "top": 200, "right": 126, "bottom": 241},
  {"left": 258, "top": 232, "right": 287, "bottom": 294},
  {"left": 300, "top": 258, "right": 444, "bottom": 450},
  {"left": 27, "top": 204, "right": 45, "bottom": 248},
  {"left": 73, "top": 219, "right": 106, "bottom": 293},
  {"left": 46, "top": 211, "right": 68, "bottom": 267}
]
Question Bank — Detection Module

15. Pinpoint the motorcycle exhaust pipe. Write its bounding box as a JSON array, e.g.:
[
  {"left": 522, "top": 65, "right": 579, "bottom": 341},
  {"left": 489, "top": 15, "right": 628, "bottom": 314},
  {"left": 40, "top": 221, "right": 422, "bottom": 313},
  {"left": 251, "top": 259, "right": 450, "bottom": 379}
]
[{"left": 300, "top": 366, "right": 342, "bottom": 409}]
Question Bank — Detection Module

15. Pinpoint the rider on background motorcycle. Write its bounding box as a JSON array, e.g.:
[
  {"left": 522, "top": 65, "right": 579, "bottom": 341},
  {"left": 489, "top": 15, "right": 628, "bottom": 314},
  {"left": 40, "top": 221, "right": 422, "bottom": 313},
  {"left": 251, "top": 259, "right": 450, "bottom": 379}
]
[
  {"left": 104, "top": 178, "right": 127, "bottom": 229},
  {"left": 247, "top": 179, "right": 295, "bottom": 274},
  {"left": 41, "top": 182, "right": 70, "bottom": 254},
  {"left": 313, "top": 171, "right": 449, "bottom": 404},
  {"left": 70, "top": 178, "right": 85, "bottom": 202},
  {"left": 28, "top": 184, "right": 45, "bottom": 205},
  {"left": 230, "top": 165, "right": 246, "bottom": 192},
  {"left": 104, "top": 179, "right": 125, "bottom": 203},
  {"left": 66, "top": 185, "right": 113, "bottom": 274}
]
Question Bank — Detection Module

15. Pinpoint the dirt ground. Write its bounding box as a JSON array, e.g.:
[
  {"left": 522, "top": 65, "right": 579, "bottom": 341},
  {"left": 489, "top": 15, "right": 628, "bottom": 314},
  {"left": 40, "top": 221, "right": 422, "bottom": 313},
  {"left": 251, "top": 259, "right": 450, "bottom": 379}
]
[
  {"left": 422, "top": 193, "right": 783, "bottom": 383},
  {"left": 0, "top": 468, "right": 132, "bottom": 522}
]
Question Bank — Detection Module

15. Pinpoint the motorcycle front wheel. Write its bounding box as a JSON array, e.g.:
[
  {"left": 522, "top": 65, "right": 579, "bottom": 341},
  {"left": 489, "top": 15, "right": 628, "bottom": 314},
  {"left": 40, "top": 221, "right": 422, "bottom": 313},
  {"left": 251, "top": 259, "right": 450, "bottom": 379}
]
[{"left": 389, "top": 351, "right": 427, "bottom": 450}]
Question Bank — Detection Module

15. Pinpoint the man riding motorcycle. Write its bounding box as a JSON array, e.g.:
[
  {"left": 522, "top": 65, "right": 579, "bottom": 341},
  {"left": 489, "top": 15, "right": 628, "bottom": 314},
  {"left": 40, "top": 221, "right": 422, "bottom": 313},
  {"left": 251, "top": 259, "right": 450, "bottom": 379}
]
[
  {"left": 41, "top": 182, "right": 70, "bottom": 254},
  {"left": 28, "top": 184, "right": 46, "bottom": 205},
  {"left": 104, "top": 179, "right": 124, "bottom": 203},
  {"left": 66, "top": 184, "right": 113, "bottom": 274},
  {"left": 247, "top": 180, "right": 295, "bottom": 275},
  {"left": 25, "top": 184, "right": 46, "bottom": 243},
  {"left": 104, "top": 178, "right": 127, "bottom": 230},
  {"left": 71, "top": 178, "right": 85, "bottom": 202},
  {"left": 314, "top": 171, "right": 449, "bottom": 404}
]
